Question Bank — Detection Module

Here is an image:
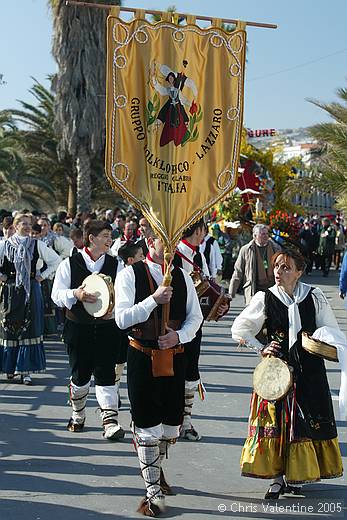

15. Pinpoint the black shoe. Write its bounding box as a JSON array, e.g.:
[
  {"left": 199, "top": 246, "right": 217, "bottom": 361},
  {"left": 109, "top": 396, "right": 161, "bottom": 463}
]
[
  {"left": 67, "top": 418, "right": 85, "bottom": 432},
  {"left": 264, "top": 482, "right": 284, "bottom": 500},
  {"left": 179, "top": 426, "right": 201, "bottom": 441},
  {"left": 283, "top": 484, "right": 303, "bottom": 495}
]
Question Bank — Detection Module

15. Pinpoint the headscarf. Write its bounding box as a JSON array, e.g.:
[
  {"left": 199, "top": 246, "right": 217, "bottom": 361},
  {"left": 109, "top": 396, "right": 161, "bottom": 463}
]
[
  {"left": 2, "top": 234, "right": 36, "bottom": 302},
  {"left": 41, "top": 231, "right": 56, "bottom": 249}
]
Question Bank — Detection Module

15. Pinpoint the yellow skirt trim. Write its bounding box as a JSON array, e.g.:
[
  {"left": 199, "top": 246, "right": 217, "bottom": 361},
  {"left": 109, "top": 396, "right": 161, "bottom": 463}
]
[
  {"left": 241, "top": 393, "right": 343, "bottom": 482},
  {"left": 241, "top": 436, "right": 343, "bottom": 483},
  {"left": 286, "top": 438, "right": 343, "bottom": 484}
]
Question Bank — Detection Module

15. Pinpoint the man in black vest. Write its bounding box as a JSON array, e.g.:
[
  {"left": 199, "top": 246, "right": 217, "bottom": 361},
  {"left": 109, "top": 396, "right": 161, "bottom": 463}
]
[
  {"left": 174, "top": 219, "right": 229, "bottom": 441},
  {"left": 173, "top": 219, "right": 209, "bottom": 441},
  {"left": 51, "top": 220, "right": 125, "bottom": 440},
  {"left": 200, "top": 223, "right": 223, "bottom": 281},
  {"left": 115, "top": 235, "right": 202, "bottom": 517}
]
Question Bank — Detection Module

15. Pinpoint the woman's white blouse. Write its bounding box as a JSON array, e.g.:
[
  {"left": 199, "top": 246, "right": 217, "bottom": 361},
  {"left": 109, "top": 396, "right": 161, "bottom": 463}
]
[{"left": 231, "top": 287, "right": 339, "bottom": 351}]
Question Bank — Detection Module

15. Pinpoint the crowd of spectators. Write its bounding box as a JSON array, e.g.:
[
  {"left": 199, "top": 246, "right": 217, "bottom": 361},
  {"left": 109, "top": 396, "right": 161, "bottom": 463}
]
[{"left": 0, "top": 207, "right": 345, "bottom": 285}]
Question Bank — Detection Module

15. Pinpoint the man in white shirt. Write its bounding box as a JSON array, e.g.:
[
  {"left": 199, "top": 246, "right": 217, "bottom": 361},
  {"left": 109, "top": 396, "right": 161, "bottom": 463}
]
[
  {"left": 51, "top": 220, "right": 125, "bottom": 441},
  {"left": 115, "top": 235, "right": 202, "bottom": 517},
  {"left": 200, "top": 224, "right": 223, "bottom": 280},
  {"left": 173, "top": 219, "right": 210, "bottom": 441},
  {"left": 174, "top": 220, "right": 230, "bottom": 440}
]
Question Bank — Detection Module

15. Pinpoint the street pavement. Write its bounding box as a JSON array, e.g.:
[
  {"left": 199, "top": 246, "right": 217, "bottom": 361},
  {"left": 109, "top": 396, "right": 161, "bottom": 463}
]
[{"left": 0, "top": 269, "right": 346, "bottom": 520}]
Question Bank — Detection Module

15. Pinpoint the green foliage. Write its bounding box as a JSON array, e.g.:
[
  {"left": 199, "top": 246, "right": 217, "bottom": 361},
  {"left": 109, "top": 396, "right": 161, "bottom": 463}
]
[
  {"left": 150, "top": 5, "right": 185, "bottom": 24},
  {"left": 8, "top": 78, "right": 74, "bottom": 209},
  {"left": 216, "top": 192, "right": 243, "bottom": 222},
  {"left": 308, "top": 85, "right": 347, "bottom": 212},
  {"left": 0, "top": 109, "right": 56, "bottom": 210},
  {"left": 2, "top": 76, "right": 124, "bottom": 212},
  {"left": 241, "top": 139, "right": 301, "bottom": 213}
]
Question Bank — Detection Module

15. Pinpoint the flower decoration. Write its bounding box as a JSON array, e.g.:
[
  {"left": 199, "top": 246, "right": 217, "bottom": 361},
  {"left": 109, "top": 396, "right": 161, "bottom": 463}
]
[{"left": 269, "top": 210, "right": 300, "bottom": 239}]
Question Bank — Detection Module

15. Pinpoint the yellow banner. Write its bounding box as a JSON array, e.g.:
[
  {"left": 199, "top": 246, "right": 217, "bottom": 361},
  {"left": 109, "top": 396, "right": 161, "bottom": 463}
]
[{"left": 106, "top": 13, "right": 246, "bottom": 251}]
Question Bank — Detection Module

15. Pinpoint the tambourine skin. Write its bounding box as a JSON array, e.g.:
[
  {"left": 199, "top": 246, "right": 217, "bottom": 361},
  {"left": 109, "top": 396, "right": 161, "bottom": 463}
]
[
  {"left": 82, "top": 273, "right": 115, "bottom": 318},
  {"left": 253, "top": 356, "right": 293, "bottom": 401}
]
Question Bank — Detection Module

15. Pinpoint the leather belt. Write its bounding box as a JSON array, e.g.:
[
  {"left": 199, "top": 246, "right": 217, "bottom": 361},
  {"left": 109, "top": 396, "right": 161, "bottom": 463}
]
[{"left": 129, "top": 338, "right": 184, "bottom": 356}]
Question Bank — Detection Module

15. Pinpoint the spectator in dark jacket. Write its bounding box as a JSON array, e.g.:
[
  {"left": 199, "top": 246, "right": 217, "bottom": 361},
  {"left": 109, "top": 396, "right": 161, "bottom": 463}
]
[
  {"left": 318, "top": 218, "right": 336, "bottom": 277},
  {"left": 299, "top": 220, "right": 314, "bottom": 274}
]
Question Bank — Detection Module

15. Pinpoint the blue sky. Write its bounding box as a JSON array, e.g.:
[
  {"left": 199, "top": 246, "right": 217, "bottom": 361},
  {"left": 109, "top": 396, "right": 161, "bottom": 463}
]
[{"left": 1, "top": 0, "right": 347, "bottom": 129}]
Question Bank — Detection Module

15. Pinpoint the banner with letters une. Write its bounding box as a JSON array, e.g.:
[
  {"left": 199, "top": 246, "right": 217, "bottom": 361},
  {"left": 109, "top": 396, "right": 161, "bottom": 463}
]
[{"left": 106, "top": 10, "right": 246, "bottom": 251}]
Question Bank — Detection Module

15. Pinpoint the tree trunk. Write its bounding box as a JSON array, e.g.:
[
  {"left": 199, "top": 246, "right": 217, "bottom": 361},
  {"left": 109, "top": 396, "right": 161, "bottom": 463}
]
[
  {"left": 67, "top": 174, "right": 77, "bottom": 216},
  {"left": 76, "top": 144, "right": 91, "bottom": 213}
]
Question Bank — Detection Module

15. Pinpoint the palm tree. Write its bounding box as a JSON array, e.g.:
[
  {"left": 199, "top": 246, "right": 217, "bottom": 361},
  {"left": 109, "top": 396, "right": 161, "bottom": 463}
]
[
  {"left": 0, "top": 111, "right": 21, "bottom": 177},
  {"left": 49, "top": 0, "right": 120, "bottom": 212},
  {"left": 0, "top": 161, "right": 56, "bottom": 210},
  {"left": 308, "top": 86, "right": 347, "bottom": 211},
  {"left": 0, "top": 111, "right": 55, "bottom": 210},
  {"left": 10, "top": 78, "right": 76, "bottom": 212}
]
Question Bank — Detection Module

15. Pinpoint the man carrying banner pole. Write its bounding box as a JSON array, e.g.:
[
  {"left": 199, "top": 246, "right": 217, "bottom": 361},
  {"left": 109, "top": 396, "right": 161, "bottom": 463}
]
[
  {"left": 115, "top": 235, "right": 202, "bottom": 516},
  {"left": 105, "top": 9, "right": 246, "bottom": 513}
]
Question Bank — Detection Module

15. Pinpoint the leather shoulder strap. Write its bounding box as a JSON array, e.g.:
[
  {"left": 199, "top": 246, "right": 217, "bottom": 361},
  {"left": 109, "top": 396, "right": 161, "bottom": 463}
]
[{"left": 143, "top": 262, "right": 159, "bottom": 337}]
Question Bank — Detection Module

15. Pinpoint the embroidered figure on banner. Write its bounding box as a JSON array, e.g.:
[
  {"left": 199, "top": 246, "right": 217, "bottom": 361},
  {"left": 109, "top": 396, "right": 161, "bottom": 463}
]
[{"left": 147, "top": 59, "right": 203, "bottom": 147}]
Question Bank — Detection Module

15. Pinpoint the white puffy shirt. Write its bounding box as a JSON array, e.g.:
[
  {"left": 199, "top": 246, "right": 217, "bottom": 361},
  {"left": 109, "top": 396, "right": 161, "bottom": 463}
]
[
  {"left": 114, "top": 258, "right": 203, "bottom": 345},
  {"left": 51, "top": 249, "right": 123, "bottom": 309}
]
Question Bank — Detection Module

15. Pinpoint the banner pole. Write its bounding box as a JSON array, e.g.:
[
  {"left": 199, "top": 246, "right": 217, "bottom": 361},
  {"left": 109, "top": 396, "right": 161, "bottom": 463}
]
[
  {"left": 160, "top": 251, "right": 173, "bottom": 336},
  {"left": 65, "top": 1, "right": 278, "bottom": 29}
]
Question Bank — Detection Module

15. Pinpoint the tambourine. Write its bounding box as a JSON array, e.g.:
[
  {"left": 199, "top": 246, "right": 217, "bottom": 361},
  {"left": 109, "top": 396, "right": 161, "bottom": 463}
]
[
  {"left": 82, "top": 273, "right": 115, "bottom": 318},
  {"left": 253, "top": 356, "right": 293, "bottom": 401},
  {"left": 302, "top": 331, "right": 338, "bottom": 362}
]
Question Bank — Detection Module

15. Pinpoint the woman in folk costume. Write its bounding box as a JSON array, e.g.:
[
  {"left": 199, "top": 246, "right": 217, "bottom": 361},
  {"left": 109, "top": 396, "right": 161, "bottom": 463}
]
[
  {"left": 231, "top": 249, "right": 344, "bottom": 499},
  {"left": 0, "top": 213, "right": 60, "bottom": 384},
  {"left": 37, "top": 217, "right": 72, "bottom": 334}
]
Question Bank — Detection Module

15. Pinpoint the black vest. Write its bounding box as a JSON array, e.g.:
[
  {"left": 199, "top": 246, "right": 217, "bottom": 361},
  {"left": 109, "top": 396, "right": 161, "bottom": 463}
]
[
  {"left": 131, "top": 261, "right": 187, "bottom": 341},
  {"left": 173, "top": 248, "right": 202, "bottom": 272},
  {"left": 2, "top": 240, "right": 39, "bottom": 279},
  {"left": 173, "top": 253, "right": 183, "bottom": 269},
  {"left": 68, "top": 252, "right": 118, "bottom": 324},
  {"left": 264, "top": 288, "right": 316, "bottom": 365},
  {"left": 265, "top": 288, "right": 337, "bottom": 441},
  {"left": 203, "top": 236, "right": 215, "bottom": 268}
]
